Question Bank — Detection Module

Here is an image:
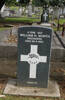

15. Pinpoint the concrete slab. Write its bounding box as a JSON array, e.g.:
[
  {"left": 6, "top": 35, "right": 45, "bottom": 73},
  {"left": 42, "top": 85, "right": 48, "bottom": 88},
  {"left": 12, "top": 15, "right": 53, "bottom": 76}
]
[
  {"left": 40, "top": 23, "right": 51, "bottom": 27},
  {"left": 3, "top": 79, "right": 60, "bottom": 97}
]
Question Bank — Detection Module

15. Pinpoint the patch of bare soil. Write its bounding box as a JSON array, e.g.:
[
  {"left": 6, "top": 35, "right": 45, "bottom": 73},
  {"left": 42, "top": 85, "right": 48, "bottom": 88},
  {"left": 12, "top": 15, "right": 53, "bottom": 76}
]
[
  {"left": 5, "top": 33, "right": 17, "bottom": 43},
  {"left": 57, "top": 77, "right": 65, "bottom": 99},
  {"left": 0, "top": 77, "right": 8, "bottom": 94},
  {"left": 50, "top": 62, "right": 65, "bottom": 99}
]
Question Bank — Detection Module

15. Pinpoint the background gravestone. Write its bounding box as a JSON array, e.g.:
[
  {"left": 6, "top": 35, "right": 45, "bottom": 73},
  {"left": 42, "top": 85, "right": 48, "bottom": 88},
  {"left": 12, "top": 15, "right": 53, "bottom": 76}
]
[
  {"left": 63, "top": 7, "right": 65, "bottom": 15},
  {"left": 59, "top": 8, "right": 62, "bottom": 15},
  {"left": 53, "top": 7, "right": 59, "bottom": 19},
  {"left": 17, "top": 26, "right": 52, "bottom": 88},
  {"left": 41, "top": 9, "right": 49, "bottom": 23},
  {"left": 28, "top": 3, "right": 32, "bottom": 17},
  {"left": 16, "top": 7, "right": 22, "bottom": 17},
  {"left": 1, "top": 9, "right": 10, "bottom": 17}
]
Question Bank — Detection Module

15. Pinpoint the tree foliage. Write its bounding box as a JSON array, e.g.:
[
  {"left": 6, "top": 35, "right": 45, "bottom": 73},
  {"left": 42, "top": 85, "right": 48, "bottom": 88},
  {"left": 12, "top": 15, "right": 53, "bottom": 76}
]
[
  {"left": 32, "top": 0, "right": 49, "bottom": 7},
  {"left": 5, "top": 0, "right": 17, "bottom": 6},
  {"left": 5, "top": 0, "right": 30, "bottom": 6},
  {"left": 19, "top": 0, "right": 30, "bottom": 4},
  {"left": 40, "top": 0, "right": 49, "bottom": 6},
  {"left": 5, "top": 0, "right": 65, "bottom": 7},
  {"left": 49, "top": 0, "right": 65, "bottom": 7},
  {"left": 32, "top": 0, "right": 42, "bottom": 6},
  {"left": 49, "top": 0, "right": 59, "bottom": 6},
  {"left": 32, "top": 0, "right": 65, "bottom": 7},
  {"left": 61, "top": 0, "right": 65, "bottom": 6}
]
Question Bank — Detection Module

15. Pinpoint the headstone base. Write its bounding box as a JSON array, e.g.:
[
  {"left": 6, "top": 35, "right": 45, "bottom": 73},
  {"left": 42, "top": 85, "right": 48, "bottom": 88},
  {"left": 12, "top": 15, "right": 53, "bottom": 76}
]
[
  {"left": 40, "top": 23, "right": 51, "bottom": 27},
  {"left": 3, "top": 79, "right": 60, "bottom": 97}
]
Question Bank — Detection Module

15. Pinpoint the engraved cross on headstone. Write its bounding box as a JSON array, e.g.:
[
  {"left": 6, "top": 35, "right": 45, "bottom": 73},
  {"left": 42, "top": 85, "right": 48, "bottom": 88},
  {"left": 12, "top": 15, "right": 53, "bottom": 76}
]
[
  {"left": 20, "top": 45, "right": 47, "bottom": 79},
  {"left": 43, "top": 12, "right": 48, "bottom": 21}
]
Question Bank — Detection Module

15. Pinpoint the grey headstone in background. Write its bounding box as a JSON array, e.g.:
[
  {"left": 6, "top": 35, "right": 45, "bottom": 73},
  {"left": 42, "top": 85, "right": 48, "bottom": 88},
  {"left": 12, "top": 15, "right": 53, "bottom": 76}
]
[
  {"left": 1, "top": 10, "right": 10, "bottom": 17},
  {"left": 17, "top": 26, "right": 52, "bottom": 88},
  {"left": 63, "top": 7, "right": 65, "bottom": 15},
  {"left": 34, "top": 7, "right": 39, "bottom": 13},
  {"left": 49, "top": 7, "right": 53, "bottom": 14},
  {"left": 1, "top": 5, "right": 10, "bottom": 17},
  {"left": 59, "top": 8, "right": 62, "bottom": 15},
  {"left": 16, "top": 7, "right": 22, "bottom": 17},
  {"left": 25, "top": 9, "right": 28, "bottom": 14},
  {"left": 53, "top": 7, "right": 59, "bottom": 19},
  {"left": 28, "top": 4, "right": 32, "bottom": 17}
]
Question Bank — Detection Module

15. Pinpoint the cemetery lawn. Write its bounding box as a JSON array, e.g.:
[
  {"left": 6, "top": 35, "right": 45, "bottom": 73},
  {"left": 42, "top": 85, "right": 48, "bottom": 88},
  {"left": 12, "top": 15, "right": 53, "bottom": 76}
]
[
  {"left": 0, "top": 27, "right": 11, "bottom": 31},
  {"left": 0, "top": 94, "right": 64, "bottom": 100},
  {"left": 53, "top": 19, "right": 65, "bottom": 31},
  {"left": 0, "top": 17, "right": 40, "bottom": 23},
  {"left": 0, "top": 96, "right": 64, "bottom": 100},
  {"left": 55, "top": 19, "right": 65, "bottom": 24},
  {"left": 0, "top": 96, "right": 60, "bottom": 100},
  {"left": 10, "top": 6, "right": 19, "bottom": 10}
]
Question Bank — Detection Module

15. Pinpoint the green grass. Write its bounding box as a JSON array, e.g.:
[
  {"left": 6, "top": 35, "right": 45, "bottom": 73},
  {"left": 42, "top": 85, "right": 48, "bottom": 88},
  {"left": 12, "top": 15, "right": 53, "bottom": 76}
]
[
  {"left": 53, "top": 27, "right": 63, "bottom": 31},
  {"left": 0, "top": 96, "right": 64, "bottom": 100},
  {"left": 0, "top": 96, "right": 41, "bottom": 100},
  {"left": 0, "top": 27, "right": 11, "bottom": 31},
  {"left": 0, "top": 17, "right": 40, "bottom": 23},
  {"left": 55, "top": 19, "right": 65, "bottom": 25},
  {"left": 52, "top": 19, "right": 65, "bottom": 31},
  {"left": 10, "top": 6, "right": 19, "bottom": 10}
]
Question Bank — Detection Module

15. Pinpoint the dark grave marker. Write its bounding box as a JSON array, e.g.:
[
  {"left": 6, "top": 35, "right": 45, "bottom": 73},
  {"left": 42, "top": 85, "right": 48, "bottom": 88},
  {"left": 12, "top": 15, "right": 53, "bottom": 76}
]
[
  {"left": 41, "top": 9, "right": 49, "bottom": 23},
  {"left": 17, "top": 26, "right": 52, "bottom": 88}
]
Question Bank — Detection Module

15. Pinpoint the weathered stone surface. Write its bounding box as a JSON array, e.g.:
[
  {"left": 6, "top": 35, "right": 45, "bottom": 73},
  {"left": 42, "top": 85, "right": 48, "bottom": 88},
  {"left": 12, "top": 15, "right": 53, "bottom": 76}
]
[{"left": 3, "top": 79, "right": 60, "bottom": 97}]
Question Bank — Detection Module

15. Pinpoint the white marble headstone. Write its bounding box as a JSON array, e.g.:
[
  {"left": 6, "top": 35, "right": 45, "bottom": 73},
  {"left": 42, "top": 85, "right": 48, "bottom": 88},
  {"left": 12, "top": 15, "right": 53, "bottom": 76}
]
[{"left": 1, "top": 4, "right": 6, "bottom": 13}]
